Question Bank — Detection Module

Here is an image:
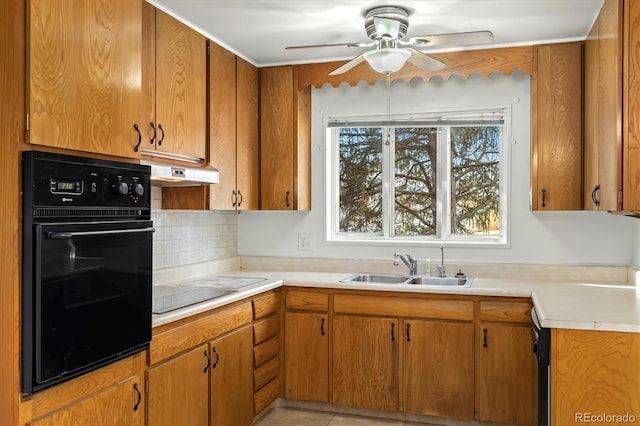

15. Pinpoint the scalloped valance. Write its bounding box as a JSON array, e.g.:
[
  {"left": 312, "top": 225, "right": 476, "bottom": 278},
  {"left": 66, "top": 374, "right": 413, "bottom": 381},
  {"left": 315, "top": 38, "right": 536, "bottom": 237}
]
[{"left": 294, "top": 45, "right": 534, "bottom": 89}]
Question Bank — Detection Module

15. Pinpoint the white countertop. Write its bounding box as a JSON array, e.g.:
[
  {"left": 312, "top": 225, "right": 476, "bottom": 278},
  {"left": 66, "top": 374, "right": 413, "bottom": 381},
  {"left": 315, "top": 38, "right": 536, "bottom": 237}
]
[{"left": 152, "top": 269, "right": 640, "bottom": 333}]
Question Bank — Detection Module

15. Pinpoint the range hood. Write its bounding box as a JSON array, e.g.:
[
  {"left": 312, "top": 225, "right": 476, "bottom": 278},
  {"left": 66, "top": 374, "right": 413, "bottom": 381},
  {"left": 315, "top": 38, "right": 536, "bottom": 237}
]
[{"left": 141, "top": 161, "right": 219, "bottom": 187}]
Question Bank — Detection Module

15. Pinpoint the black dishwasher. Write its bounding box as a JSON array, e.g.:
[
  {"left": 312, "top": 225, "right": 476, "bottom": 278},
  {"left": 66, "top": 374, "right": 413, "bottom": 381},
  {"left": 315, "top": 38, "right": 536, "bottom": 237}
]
[{"left": 531, "top": 307, "right": 550, "bottom": 426}]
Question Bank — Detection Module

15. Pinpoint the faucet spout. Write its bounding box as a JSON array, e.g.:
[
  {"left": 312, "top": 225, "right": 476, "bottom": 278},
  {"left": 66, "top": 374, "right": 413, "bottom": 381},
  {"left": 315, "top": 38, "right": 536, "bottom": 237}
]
[
  {"left": 437, "top": 244, "right": 446, "bottom": 277},
  {"left": 393, "top": 253, "right": 418, "bottom": 275}
]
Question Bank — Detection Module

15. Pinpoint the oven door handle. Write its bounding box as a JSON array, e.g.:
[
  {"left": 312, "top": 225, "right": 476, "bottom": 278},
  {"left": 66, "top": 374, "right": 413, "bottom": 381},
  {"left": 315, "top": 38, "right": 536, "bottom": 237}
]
[{"left": 47, "top": 227, "right": 155, "bottom": 239}]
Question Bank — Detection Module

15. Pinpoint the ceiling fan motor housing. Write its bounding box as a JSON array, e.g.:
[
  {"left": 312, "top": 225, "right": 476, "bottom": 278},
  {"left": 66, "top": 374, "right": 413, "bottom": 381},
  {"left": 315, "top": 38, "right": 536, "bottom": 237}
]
[{"left": 364, "top": 6, "right": 409, "bottom": 40}]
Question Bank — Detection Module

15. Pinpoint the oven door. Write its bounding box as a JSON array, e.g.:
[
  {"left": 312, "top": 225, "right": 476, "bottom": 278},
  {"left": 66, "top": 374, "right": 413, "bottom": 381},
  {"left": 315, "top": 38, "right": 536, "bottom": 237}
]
[{"left": 26, "top": 220, "right": 153, "bottom": 393}]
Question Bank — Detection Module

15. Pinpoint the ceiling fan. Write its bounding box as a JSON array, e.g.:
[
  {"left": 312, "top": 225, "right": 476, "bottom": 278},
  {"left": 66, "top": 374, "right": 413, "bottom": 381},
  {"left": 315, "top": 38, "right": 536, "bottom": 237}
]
[{"left": 286, "top": 6, "right": 493, "bottom": 76}]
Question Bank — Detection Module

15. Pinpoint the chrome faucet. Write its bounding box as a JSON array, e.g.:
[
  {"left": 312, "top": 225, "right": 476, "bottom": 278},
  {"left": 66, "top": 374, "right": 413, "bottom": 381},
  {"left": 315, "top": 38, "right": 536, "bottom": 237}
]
[
  {"left": 393, "top": 253, "right": 418, "bottom": 275},
  {"left": 437, "top": 244, "right": 446, "bottom": 277}
]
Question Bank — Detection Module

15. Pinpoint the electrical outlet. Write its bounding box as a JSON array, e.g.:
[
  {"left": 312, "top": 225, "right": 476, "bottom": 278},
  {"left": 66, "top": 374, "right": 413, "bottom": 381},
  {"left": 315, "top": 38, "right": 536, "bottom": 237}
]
[{"left": 298, "top": 233, "right": 313, "bottom": 251}]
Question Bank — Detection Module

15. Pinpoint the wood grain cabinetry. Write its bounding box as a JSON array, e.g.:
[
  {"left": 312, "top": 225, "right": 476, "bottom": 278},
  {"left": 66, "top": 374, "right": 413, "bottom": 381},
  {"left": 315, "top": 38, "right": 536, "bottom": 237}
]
[
  {"left": 209, "top": 325, "right": 254, "bottom": 426},
  {"left": 209, "top": 42, "right": 259, "bottom": 210},
  {"left": 147, "top": 344, "right": 209, "bottom": 426},
  {"left": 531, "top": 42, "right": 583, "bottom": 210},
  {"left": 402, "top": 319, "right": 474, "bottom": 419},
  {"left": 260, "top": 66, "right": 311, "bottom": 210},
  {"left": 141, "top": 5, "right": 207, "bottom": 161},
  {"left": 252, "top": 290, "right": 281, "bottom": 414},
  {"left": 27, "top": 0, "right": 144, "bottom": 158},
  {"left": 477, "top": 301, "right": 536, "bottom": 425},
  {"left": 29, "top": 377, "right": 143, "bottom": 426},
  {"left": 551, "top": 328, "right": 639, "bottom": 425},
  {"left": 284, "top": 290, "right": 329, "bottom": 403},
  {"left": 332, "top": 315, "right": 399, "bottom": 411}
]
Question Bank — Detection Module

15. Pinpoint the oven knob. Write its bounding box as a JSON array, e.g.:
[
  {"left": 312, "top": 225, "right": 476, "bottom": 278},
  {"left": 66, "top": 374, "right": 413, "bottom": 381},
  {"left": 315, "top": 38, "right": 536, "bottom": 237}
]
[
  {"left": 132, "top": 183, "right": 145, "bottom": 197},
  {"left": 116, "top": 181, "right": 129, "bottom": 196}
]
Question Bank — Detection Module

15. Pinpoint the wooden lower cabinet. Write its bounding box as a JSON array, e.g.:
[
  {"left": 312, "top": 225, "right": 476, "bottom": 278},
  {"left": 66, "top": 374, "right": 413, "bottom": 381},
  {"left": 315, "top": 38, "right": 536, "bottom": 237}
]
[
  {"left": 477, "top": 322, "right": 536, "bottom": 425},
  {"left": 210, "top": 325, "right": 254, "bottom": 426},
  {"left": 147, "top": 344, "right": 209, "bottom": 426},
  {"left": 332, "top": 315, "right": 399, "bottom": 411},
  {"left": 29, "top": 377, "right": 143, "bottom": 426},
  {"left": 402, "top": 319, "right": 474, "bottom": 419},
  {"left": 285, "top": 311, "right": 329, "bottom": 402},
  {"left": 552, "top": 329, "right": 640, "bottom": 425}
]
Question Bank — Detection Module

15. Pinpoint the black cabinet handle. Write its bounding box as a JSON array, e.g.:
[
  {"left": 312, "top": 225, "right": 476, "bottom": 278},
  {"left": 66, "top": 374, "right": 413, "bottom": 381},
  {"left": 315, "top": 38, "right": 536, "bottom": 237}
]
[
  {"left": 133, "top": 124, "right": 142, "bottom": 152},
  {"left": 232, "top": 190, "right": 237, "bottom": 207},
  {"left": 321, "top": 318, "right": 325, "bottom": 336},
  {"left": 157, "top": 123, "right": 165, "bottom": 146},
  {"left": 541, "top": 188, "right": 546, "bottom": 208},
  {"left": 391, "top": 323, "right": 396, "bottom": 341},
  {"left": 203, "top": 349, "right": 210, "bottom": 373},
  {"left": 150, "top": 122, "right": 156, "bottom": 145},
  {"left": 483, "top": 328, "right": 488, "bottom": 348},
  {"left": 212, "top": 347, "right": 220, "bottom": 368},
  {"left": 238, "top": 190, "right": 243, "bottom": 207},
  {"left": 133, "top": 383, "right": 141, "bottom": 411},
  {"left": 591, "top": 184, "right": 601, "bottom": 207},
  {"left": 285, "top": 191, "right": 291, "bottom": 208},
  {"left": 406, "top": 323, "right": 411, "bottom": 342}
]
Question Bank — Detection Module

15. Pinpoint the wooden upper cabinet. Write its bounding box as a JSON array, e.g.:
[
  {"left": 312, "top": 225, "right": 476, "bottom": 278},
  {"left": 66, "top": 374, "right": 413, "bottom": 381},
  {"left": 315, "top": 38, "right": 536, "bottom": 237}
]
[
  {"left": 260, "top": 66, "right": 311, "bottom": 210},
  {"left": 584, "top": 0, "right": 623, "bottom": 211},
  {"left": 624, "top": 0, "right": 640, "bottom": 209},
  {"left": 27, "top": 0, "right": 143, "bottom": 158},
  {"left": 208, "top": 43, "right": 260, "bottom": 211},
  {"left": 142, "top": 6, "right": 207, "bottom": 161},
  {"left": 531, "top": 43, "right": 583, "bottom": 210}
]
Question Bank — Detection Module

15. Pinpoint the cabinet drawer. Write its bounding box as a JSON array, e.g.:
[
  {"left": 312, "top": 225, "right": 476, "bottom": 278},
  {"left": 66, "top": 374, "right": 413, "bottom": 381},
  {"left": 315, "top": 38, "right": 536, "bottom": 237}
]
[
  {"left": 285, "top": 290, "right": 329, "bottom": 311},
  {"left": 333, "top": 294, "right": 473, "bottom": 321},
  {"left": 150, "top": 302, "right": 253, "bottom": 364},
  {"left": 253, "top": 291, "right": 280, "bottom": 319},
  {"left": 254, "top": 376, "right": 279, "bottom": 414},
  {"left": 480, "top": 301, "right": 532, "bottom": 323},
  {"left": 254, "top": 336, "right": 279, "bottom": 368},
  {"left": 253, "top": 314, "right": 279, "bottom": 345},
  {"left": 254, "top": 355, "right": 279, "bottom": 391}
]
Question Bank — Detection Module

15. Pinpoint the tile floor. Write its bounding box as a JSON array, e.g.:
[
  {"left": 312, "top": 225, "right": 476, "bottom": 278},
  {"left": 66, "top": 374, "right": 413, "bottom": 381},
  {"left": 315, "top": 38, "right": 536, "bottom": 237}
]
[{"left": 252, "top": 406, "right": 440, "bottom": 426}]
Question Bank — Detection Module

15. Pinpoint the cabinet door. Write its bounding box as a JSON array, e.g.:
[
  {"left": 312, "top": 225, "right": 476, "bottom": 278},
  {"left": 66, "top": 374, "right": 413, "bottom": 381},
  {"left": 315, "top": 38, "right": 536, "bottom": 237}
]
[
  {"left": 332, "top": 315, "right": 398, "bottom": 411},
  {"left": 27, "top": 0, "right": 143, "bottom": 158},
  {"left": 261, "top": 66, "right": 294, "bottom": 210},
  {"left": 285, "top": 312, "right": 329, "bottom": 402},
  {"left": 209, "top": 41, "right": 238, "bottom": 210},
  {"left": 531, "top": 43, "right": 583, "bottom": 210},
  {"left": 236, "top": 57, "right": 260, "bottom": 210},
  {"left": 478, "top": 323, "right": 536, "bottom": 425},
  {"left": 155, "top": 10, "right": 207, "bottom": 159},
  {"left": 402, "top": 320, "right": 474, "bottom": 419},
  {"left": 209, "top": 326, "right": 254, "bottom": 426},
  {"left": 147, "top": 345, "right": 209, "bottom": 426},
  {"left": 624, "top": 0, "right": 640, "bottom": 209},
  {"left": 30, "top": 377, "right": 143, "bottom": 425},
  {"left": 584, "top": 0, "right": 623, "bottom": 211}
]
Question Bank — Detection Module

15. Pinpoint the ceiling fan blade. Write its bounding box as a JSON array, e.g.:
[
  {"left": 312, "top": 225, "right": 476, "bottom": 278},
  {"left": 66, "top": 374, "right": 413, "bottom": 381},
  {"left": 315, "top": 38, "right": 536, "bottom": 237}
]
[
  {"left": 373, "top": 16, "right": 400, "bottom": 39},
  {"left": 410, "top": 30, "right": 494, "bottom": 47},
  {"left": 328, "top": 53, "right": 367, "bottom": 75},
  {"left": 285, "top": 41, "right": 373, "bottom": 50},
  {"left": 406, "top": 48, "right": 447, "bottom": 72}
]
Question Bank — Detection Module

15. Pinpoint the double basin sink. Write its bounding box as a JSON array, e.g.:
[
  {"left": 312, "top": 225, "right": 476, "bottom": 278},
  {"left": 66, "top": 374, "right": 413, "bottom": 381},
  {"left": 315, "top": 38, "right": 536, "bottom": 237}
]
[{"left": 340, "top": 273, "right": 472, "bottom": 287}]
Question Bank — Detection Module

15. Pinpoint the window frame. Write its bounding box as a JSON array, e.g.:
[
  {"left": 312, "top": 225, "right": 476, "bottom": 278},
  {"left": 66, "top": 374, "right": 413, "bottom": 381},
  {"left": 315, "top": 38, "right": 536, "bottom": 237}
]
[{"left": 325, "top": 108, "right": 511, "bottom": 247}]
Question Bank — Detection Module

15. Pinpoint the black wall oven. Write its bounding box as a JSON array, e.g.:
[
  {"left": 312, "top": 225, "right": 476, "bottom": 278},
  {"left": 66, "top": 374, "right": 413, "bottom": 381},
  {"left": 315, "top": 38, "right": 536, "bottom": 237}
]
[{"left": 22, "top": 151, "right": 153, "bottom": 395}]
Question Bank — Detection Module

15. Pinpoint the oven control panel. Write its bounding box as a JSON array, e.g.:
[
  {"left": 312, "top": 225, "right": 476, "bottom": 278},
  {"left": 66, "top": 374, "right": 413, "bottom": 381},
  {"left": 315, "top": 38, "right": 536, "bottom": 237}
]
[{"left": 24, "top": 151, "right": 151, "bottom": 210}]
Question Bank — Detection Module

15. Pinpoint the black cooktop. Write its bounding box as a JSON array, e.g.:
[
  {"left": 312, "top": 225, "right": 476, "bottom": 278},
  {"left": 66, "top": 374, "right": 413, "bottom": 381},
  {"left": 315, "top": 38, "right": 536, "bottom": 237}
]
[{"left": 152, "top": 285, "right": 235, "bottom": 314}]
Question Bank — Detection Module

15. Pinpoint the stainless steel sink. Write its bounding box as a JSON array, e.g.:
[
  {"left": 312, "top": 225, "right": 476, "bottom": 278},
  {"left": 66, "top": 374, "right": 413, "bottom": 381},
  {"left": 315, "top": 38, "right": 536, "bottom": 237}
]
[
  {"left": 405, "top": 276, "right": 472, "bottom": 287},
  {"left": 340, "top": 273, "right": 409, "bottom": 284},
  {"left": 340, "top": 273, "right": 472, "bottom": 287}
]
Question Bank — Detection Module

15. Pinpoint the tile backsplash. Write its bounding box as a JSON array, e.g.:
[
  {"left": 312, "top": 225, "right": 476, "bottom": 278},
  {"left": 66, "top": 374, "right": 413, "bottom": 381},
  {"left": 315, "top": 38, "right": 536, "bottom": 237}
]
[{"left": 151, "top": 187, "right": 238, "bottom": 270}]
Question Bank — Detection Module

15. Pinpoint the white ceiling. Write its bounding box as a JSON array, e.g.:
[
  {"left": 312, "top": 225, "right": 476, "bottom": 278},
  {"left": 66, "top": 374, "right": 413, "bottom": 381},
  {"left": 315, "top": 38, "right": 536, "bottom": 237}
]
[{"left": 147, "top": 0, "right": 604, "bottom": 67}]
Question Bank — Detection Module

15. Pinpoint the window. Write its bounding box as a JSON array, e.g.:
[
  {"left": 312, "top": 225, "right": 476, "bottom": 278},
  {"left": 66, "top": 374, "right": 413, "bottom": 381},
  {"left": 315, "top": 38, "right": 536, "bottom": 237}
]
[{"left": 327, "top": 110, "right": 508, "bottom": 244}]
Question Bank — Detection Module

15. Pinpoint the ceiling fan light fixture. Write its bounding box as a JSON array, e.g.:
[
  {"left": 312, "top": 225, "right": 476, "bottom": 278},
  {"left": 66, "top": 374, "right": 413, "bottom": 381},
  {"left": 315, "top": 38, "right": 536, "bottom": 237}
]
[{"left": 363, "top": 48, "right": 411, "bottom": 75}]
